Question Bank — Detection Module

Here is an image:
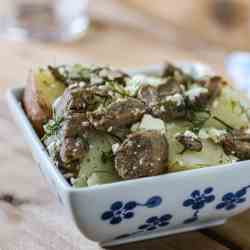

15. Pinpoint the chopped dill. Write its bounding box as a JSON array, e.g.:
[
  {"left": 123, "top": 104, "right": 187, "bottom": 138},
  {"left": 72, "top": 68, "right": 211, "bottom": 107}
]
[
  {"left": 42, "top": 116, "right": 63, "bottom": 141},
  {"left": 106, "top": 81, "right": 131, "bottom": 97}
]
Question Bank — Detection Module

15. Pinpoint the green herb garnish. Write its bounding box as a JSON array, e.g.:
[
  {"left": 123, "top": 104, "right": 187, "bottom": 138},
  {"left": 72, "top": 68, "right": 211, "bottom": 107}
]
[
  {"left": 42, "top": 116, "right": 63, "bottom": 141},
  {"left": 48, "top": 64, "right": 92, "bottom": 85},
  {"left": 106, "top": 81, "right": 131, "bottom": 97},
  {"left": 190, "top": 109, "right": 211, "bottom": 133}
]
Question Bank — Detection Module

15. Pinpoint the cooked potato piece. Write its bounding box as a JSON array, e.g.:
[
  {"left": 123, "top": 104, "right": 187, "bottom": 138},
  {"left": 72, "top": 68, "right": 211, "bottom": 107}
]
[
  {"left": 169, "top": 140, "right": 235, "bottom": 172},
  {"left": 165, "top": 121, "right": 237, "bottom": 172},
  {"left": 74, "top": 131, "right": 121, "bottom": 187},
  {"left": 205, "top": 86, "right": 250, "bottom": 129},
  {"left": 23, "top": 68, "right": 65, "bottom": 136}
]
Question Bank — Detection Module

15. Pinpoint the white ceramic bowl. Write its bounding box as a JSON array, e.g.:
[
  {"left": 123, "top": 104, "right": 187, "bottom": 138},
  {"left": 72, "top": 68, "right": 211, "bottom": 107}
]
[{"left": 6, "top": 63, "right": 250, "bottom": 246}]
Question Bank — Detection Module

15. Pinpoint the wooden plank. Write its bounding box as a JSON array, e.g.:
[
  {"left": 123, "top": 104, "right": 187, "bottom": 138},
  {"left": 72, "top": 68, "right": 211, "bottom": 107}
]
[
  {"left": 0, "top": 102, "right": 229, "bottom": 249},
  {"left": 204, "top": 211, "right": 250, "bottom": 250},
  {"left": 107, "top": 232, "right": 229, "bottom": 250}
]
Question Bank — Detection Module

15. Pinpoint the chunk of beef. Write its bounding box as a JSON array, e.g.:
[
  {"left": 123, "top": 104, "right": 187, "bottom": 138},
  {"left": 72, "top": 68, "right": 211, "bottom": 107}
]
[
  {"left": 221, "top": 128, "right": 250, "bottom": 160},
  {"left": 176, "top": 132, "right": 202, "bottom": 152},
  {"left": 60, "top": 137, "right": 89, "bottom": 164},
  {"left": 54, "top": 84, "right": 112, "bottom": 117},
  {"left": 137, "top": 79, "right": 186, "bottom": 121},
  {"left": 115, "top": 130, "right": 168, "bottom": 179},
  {"left": 49, "top": 65, "right": 129, "bottom": 86},
  {"left": 186, "top": 76, "right": 224, "bottom": 108},
  {"left": 88, "top": 97, "right": 145, "bottom": 132}
]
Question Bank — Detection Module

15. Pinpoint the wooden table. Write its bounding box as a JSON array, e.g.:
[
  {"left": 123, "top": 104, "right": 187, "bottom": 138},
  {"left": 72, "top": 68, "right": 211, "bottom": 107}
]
[{"left": 1, "top": 1, "right": 250, "bottom": 249}]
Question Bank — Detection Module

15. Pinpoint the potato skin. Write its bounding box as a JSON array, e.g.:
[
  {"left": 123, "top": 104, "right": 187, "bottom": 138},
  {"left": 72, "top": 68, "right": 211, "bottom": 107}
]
[
  {"left": 23, "top": 73, "right": 51, "bottom": 137},
  {"left": 23, "top": 70, "right": 65, "bottom": 137}
]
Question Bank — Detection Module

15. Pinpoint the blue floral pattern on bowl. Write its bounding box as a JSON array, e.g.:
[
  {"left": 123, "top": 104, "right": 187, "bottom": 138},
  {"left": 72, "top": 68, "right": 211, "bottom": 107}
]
[
  {"left": 102, "top": 184, "right": 250, "bottom": 241},
  {"left": 116, "top": 214, "right": 173, "bottom": 239},
  {"left": 216, "top": 185, "right": 250, "bottom": 211},
  {"left": 101, "top": 196, "right": 162, "bottom": 225},
  {"left": 138, "top": 214, "right": 173, "bottom": 231},
  {"left": 183, "top": 187, "right": 215, "bottom": 224}
]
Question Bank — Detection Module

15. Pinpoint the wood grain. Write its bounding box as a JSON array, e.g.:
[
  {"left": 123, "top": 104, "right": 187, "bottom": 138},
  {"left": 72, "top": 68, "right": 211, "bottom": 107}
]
[
  {"left": 206, "top": 210, "right": 250, "bottom": 250},
  {"left": 1, "top": 0, "right": 250, "bottom": 249}
]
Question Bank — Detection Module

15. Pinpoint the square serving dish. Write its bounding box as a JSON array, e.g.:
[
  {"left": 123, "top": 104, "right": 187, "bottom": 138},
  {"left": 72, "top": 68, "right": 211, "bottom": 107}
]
[{"left": 6, "top": 63, "right": 250, "bottom": 247}]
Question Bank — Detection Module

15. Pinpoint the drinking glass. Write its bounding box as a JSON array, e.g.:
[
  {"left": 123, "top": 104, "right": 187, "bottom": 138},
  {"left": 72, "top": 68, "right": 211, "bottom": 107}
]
[{"left": 0, "top": 0, "right": 89, "bottom": 42}]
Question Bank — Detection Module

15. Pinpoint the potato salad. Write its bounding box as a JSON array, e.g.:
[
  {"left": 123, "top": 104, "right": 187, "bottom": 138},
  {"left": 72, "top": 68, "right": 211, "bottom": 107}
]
[{"left": 23, "top": 63, "right": 250, "bottom": 187}]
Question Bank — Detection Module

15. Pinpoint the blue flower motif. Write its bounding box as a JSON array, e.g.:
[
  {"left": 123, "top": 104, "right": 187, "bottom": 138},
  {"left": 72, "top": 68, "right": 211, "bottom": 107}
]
[
  {"left": 115, "top": 213, "right": 173, "bottom": 240},
  {"left": 216, "top": 188, "right": 247, "bottom": 211},
  {"left": 138, "top": 214, "right": 172, "bottom": 231},
  {"left": 183, "top": 187, "right": 215, "bottom": 210},
  {"left": 101, "top": 201, "right": 137, "bottom": 225},
  {"left": 143, "top": 196, "right": 162, "bottom": 208},
  {"left": 101, "top": 196, "right": 162, "bottom": 225},
  {"left": 183, "top": 187, "right": 216, "bottom": 224}
]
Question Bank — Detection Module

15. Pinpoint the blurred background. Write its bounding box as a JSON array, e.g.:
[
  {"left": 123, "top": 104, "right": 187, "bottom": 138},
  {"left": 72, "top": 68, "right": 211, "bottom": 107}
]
[{"left": 1, "top": 0, "right": 250, "bottom": 93}]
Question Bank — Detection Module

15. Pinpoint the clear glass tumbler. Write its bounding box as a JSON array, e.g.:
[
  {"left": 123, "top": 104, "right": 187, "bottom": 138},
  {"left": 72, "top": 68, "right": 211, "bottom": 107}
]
[{"left": 0, "top": 0, "right": 89, "bottom": 42}]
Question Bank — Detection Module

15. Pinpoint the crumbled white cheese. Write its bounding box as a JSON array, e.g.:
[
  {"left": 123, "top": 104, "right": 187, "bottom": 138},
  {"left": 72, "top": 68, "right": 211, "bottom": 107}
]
[
  {"left": 68, "top": 83, "right": 78, "bottom": 89},
  {"left": 183, "top": 130, "right": 198, "bottom": 139},
  {"left": 165, "top": 93, "right": 184, "bottom": 106},
  {"left": 52, "top": 96, "right": 61, "bottom": 111},
  {"left": 58, "top": 66, "right": 68, "bottom": 75},
  {"left": 127, "top": 140, "right": 133, "bottom": 147},
  {"left": 82, "top": 121, "right": 90, "bottom": 127},
  {"left": 79, "top": 81, "right": 86, "bottom": 88},
  {"left": 139, "top": 158, "right": 144, "bottom": 166},
  {"left": 212, "top": 100, "right": 219, "bottom": 108},
  {"left": 177, "top": 160, "right": 184, "bottom": 166},
  {"left": 160, "top": 105, "right": 166, "bottom": 112},
  {"left": 112, "top": 143, "right": 120, "bottom": 154},
  {"left": 132, "top": 165, "right": 138, "bottom": 170},
  {"left": 185, "top": 84, "right": 208, "bottom": 101},
  {"left": 198, "top": 129, "right": 209, "bottom": 140},
  {"left": 46, "top": 138, "right": 61, "bottom": 159},
  {"left": 47, "top": 140, "right": 57, "bottom": 153},
  {"left": 199, "top": 128, "right": 227, "bottom": 143},
  {"left": 245, "top": 128, "right": 250, "bottom": 134},
  {"left": 129, "top": 75, "right": 164, "bottom": 86},
  {"left": 107, "top": 126, "right": 113, "bottom": 132},
  {"left": 70, "top": 177, "right": 76, "bottom": 185},
  {"left": 126, "top": 75, "right": 164, "bottom": 95},
  {"left": 139, "top": 114, "right": 165, "bottom": 132},
  {"left": 133, "top": 108, "right": 141, "bottom": 115}
]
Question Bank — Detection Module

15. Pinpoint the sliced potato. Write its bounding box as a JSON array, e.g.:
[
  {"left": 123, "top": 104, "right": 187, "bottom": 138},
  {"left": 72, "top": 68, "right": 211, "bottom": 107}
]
[
  {"left": 74, "top": 132, "right": 121, "bottom": 187},
  {"left": 23, "top": 68, "right": 65, "bottom": 136},
  {"left": 169, "top": 140, "right": 235, "bottom": 172},
  {"left": 165, "top": 121, "right": 236, "bottom": 173},
  {"left": 205, "top": 86, "right": 250, "bottom": 129}
]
